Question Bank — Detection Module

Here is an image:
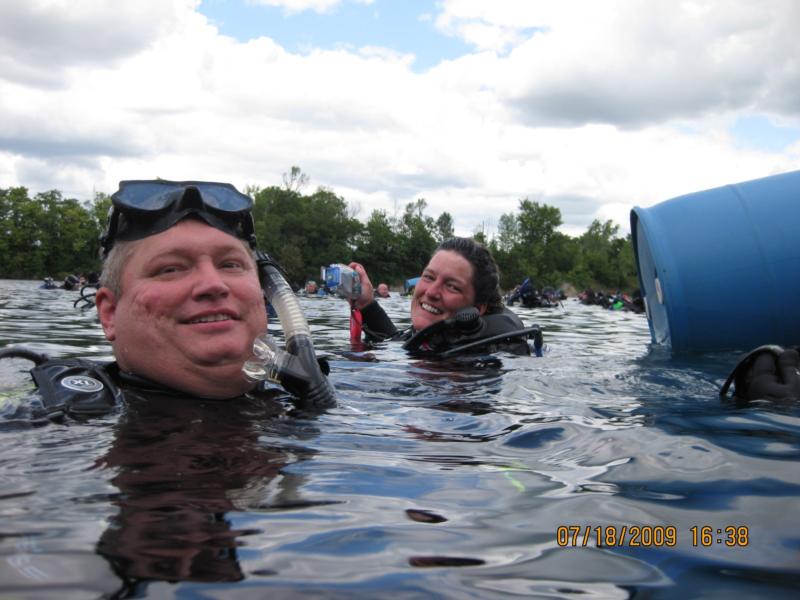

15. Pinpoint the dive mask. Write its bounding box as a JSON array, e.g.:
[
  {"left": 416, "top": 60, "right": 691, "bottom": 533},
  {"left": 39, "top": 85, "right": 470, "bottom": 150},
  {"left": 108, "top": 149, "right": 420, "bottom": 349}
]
[{"left": 100, "top": 180, "right": 256, "bottom": 257}]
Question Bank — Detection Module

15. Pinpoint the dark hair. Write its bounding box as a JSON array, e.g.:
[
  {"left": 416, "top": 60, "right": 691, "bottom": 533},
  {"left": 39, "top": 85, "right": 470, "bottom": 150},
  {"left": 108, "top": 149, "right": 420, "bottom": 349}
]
[{"left": 436, "top": 237, "right": 504, "bottom": 314}]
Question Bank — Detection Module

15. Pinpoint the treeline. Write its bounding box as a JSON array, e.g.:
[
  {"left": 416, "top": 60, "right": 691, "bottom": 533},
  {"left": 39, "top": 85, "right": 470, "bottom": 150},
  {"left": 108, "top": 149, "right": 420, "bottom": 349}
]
[
  {"left": 1, "top": 169, "right": 638, "bottom": 292},
  {"left": 0, "top": 187, "right": 110, "bottom": 280}
]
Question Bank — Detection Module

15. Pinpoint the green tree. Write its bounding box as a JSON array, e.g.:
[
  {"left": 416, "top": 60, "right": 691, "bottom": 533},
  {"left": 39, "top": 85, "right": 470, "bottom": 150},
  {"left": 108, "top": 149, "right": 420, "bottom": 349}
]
[
  {"left": 251, "top": 180, "right": 362, "bottom": 286},
  {"left": 0, "top": 177, "right": 641, "bottom": 294},
  {"left": 0, "top": 187, "right": 104, "bottom": 279},
  {"left": 352, "top": 209, "right": 400, "bottom": 285},
  {"left": 434, "top": 212, "right": 454, "bottom": 242},
  {"left": 397, "top": 199, "right": 437, "bottom": 277},
  {"left": 610, "top": 234, "right": 638, "bottom": 290},
  {"left": 495, "top": 212, "right": 519, "bottom": 252},
  {"left": 574, "top": 219, "right": 639, "bottom": 289},
  {"left": 282, "top": 165, "right": 309, "bottom": 193},
  {"left": 35, "top": 191, "right": 98, "bottom": 277},
  {"left": 0, "top": 187, "right": 46, "bottom": 277},
  {"left": 89, "top": 193, "right": 112, "bottom": 262},
  {"left": 506, "top": 199, "right": 563, "bottom": 285}
]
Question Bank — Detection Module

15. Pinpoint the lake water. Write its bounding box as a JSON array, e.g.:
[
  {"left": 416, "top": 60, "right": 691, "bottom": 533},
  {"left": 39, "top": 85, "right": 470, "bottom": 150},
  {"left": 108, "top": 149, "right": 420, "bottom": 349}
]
[{"left": 1, "top": 279, "right": 798, "bottom": 598}]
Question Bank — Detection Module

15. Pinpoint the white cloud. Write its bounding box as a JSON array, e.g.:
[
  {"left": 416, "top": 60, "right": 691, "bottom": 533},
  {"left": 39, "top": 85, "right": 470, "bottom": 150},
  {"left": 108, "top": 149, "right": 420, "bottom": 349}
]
[
  {"left": 0, "top": 0, "right": 194, "bottom": 87},
  {"left": 436, "top": 0, "right": 800, "bottom": 126},
  {"left": 0, "top": 0, "right": 798, "bottom": 242}
]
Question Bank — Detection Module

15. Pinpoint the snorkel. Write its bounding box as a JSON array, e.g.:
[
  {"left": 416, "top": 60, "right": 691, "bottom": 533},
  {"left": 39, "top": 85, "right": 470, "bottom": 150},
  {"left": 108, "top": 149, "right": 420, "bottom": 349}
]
[
  {"left": 101, "top": 180, "right": 335, "bottom": 409},
  {"left": 245, "top": 253, "right": 335, "bottom": 408}
]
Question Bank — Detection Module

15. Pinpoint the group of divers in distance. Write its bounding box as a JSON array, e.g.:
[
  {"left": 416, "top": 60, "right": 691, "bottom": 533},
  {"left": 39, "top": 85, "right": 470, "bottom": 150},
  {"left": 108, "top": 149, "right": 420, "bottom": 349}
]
[
  {"left": 2, "top": 171, "right": 797, "bottom": 422},
  {"left": 50, "top": 268, "right": 643, "bottom": 316},
  {"left": 299, "top": 271, "right": 644, "bottom": 314}
]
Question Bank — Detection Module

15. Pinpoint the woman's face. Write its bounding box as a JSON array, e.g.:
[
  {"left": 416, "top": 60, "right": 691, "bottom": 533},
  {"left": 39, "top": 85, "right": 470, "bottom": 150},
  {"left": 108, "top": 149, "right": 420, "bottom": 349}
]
[{"left": 410, "top": 250, "right": 483, "bottom": 330}]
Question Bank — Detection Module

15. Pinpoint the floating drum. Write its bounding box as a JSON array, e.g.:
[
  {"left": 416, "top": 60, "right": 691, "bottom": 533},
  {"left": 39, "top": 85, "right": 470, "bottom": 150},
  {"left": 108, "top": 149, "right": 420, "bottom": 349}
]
[{"left": 631, "top": 170, "right": 800, "bottom": 353}]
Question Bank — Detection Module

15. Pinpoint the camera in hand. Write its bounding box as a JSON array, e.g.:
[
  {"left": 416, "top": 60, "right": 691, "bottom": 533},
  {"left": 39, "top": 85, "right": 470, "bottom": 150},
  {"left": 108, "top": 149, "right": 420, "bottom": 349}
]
[{"left": 322, "top": 264, "right": 361, "bottom": 300}]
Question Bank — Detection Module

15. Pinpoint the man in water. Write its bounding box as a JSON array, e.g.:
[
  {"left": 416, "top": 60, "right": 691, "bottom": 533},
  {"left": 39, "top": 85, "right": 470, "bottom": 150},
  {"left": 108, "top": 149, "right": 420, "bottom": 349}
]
[
  {"left": 94, "top": 180, "right": 269, "bottom": 399},
  {"left": 375, "top": 283, "right": 391, "bottom": 298},
  {"left": 4, "top": 180, "right": 332, "bottom": 420}
]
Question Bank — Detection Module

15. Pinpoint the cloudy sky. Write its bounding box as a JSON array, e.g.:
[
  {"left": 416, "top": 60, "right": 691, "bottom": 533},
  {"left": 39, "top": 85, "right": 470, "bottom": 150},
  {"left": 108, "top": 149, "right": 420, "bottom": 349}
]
[{"left": 1, "top": 0, "right": 799, "bottom": 237}]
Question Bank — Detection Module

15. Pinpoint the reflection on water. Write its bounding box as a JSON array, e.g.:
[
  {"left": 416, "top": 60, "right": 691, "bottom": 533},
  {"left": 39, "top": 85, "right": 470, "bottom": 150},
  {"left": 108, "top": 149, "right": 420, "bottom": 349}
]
[
  {"left": 1, "top": 279, "right": 799, "bottom": 598},
  {"left": 96, "top": 390, "right": 313, "bottom": 591}
]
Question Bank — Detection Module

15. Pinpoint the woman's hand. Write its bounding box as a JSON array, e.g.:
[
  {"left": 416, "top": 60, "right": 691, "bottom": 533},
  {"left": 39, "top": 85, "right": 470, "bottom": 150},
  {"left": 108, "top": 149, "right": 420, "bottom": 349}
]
[{"left": 348, "top": 262, "right": 375, "bottom": 310}]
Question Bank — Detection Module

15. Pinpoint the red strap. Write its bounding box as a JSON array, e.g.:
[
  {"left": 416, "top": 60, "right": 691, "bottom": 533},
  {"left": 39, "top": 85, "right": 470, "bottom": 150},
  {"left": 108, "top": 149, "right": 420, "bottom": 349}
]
[{"left": 349, "top": 303, "right": 363, "bottom": 343}]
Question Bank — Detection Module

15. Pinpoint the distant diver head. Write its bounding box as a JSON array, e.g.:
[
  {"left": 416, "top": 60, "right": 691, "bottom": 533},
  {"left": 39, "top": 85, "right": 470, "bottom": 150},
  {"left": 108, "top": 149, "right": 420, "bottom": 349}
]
[{"left": 100, "top": 180, "right": 256, "bottom": 259}]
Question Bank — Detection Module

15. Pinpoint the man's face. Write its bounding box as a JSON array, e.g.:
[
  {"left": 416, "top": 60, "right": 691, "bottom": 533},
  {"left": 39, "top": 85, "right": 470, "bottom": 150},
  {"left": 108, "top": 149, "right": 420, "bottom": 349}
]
[
  {"left": 410, "top": 250, "right": 481, "bottom": 331},
  {"left": 96, "top": 220, "right": 267, "bottom": 398},
  {"left": 377, "top": 284, "right": 389, "bottom": 297}
]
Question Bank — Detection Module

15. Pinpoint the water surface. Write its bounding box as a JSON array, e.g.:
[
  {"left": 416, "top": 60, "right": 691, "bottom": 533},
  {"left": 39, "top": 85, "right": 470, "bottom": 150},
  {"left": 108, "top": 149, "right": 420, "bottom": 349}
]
[{"left": 1, "top": 280, "right": 798, "bottom": 598}]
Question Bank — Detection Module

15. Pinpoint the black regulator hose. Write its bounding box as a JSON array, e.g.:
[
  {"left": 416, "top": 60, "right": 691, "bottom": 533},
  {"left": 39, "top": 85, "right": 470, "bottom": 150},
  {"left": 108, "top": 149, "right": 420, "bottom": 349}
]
[
  {"left": 254, "top": 251, "right": 335, "bottom": 409},
  {"left": 0, "top": 345, "right": 50, "bottom": 365}
]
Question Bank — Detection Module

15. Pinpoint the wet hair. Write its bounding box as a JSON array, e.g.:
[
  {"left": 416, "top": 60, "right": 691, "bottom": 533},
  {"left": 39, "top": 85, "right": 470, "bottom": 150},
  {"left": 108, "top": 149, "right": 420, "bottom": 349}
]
[{"left": 436, "top": 237, "right": 504, "bottom": 314}]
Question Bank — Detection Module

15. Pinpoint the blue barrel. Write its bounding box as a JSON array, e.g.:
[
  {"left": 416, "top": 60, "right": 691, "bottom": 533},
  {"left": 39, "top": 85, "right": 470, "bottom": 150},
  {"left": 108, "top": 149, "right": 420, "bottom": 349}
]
[{"left": 631, "top": 170, "right": 800, "bottom": 353}]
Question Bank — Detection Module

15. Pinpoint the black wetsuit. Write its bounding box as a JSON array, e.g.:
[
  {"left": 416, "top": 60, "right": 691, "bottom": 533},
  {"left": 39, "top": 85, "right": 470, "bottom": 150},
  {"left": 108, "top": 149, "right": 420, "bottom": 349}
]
[
  {"left": 359, "top": 301, "right": 540, "bottom": 357},
  {"left": 360, "top": 301, "right": 405, "bottom": 342},
  {"left": 20, "top": 357, "right": 287, "bottom": 423}
]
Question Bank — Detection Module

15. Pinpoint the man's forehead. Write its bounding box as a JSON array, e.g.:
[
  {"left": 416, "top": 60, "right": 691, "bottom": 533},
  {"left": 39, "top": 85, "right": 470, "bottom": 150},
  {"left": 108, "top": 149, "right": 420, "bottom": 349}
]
[
  {"left": 121, "top": 225, "right": 253, "bottom": 273},
  {"left": 138, "top": 220, "right": 249, "bottom": 251}
]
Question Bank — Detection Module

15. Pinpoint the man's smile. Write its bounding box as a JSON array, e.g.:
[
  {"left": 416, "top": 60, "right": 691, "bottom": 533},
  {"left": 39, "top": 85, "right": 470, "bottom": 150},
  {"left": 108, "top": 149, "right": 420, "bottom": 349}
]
[{"left": 185, "top": 311, "right": 238, "bottom": 324}]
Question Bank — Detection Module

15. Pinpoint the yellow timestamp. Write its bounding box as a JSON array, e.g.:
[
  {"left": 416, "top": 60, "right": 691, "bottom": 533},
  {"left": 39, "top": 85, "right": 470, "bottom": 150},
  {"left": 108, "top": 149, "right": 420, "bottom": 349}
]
[
  {"left": 690, "top": 525, "right": 749, "bottom": 547},
  {"left": 556, "top": 525, "right": 677, "bottom": 547},
  {"left": 555, "top": 525, "right": 750, "bottom": 548}
]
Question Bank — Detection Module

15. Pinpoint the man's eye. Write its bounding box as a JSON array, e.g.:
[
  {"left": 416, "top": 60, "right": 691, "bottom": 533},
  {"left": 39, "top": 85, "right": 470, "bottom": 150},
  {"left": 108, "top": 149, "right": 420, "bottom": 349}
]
[
  {"left": 157, "top": 265, "right": 181, "bottom": 275},
  {"left": 221, "top": 260, "right": 244, "bottom": 270}
]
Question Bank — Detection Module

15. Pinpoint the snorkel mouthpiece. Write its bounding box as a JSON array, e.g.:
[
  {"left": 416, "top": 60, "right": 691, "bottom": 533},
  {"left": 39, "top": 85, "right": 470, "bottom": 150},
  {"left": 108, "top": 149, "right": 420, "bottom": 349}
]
[{"left": 244, "top": 334, "right": 319, "bottom": 395}]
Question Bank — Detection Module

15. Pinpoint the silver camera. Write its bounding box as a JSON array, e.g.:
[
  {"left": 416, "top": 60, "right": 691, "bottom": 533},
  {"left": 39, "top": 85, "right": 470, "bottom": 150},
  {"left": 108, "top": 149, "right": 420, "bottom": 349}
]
[{"left": 322, "top": 264, "right": 361, "bottom": 300}]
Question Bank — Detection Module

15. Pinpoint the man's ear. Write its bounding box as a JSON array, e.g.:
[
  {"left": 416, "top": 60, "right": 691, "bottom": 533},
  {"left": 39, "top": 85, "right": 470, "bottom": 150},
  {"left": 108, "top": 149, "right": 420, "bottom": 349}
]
[
  {"left": 477, "top": 303, "right": 487, "bottom": 316},
  {"left": 95, "top": 287, "right": 118, "bottom": 341}
]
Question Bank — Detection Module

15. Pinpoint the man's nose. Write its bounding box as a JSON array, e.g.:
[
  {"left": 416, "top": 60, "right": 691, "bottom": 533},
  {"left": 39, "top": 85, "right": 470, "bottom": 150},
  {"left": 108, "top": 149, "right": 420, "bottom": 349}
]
[{"left": 192, "top": 260, "right": 230, "bottom": 299}]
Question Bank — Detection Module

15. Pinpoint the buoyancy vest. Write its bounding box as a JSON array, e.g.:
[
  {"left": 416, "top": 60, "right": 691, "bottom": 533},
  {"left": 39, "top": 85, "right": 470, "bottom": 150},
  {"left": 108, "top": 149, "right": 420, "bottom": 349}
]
[
  {"left": 402, "top": 307, "right": 543, "bottom": 358},
  {"left": 30, "top": 357, "right": 123, "bottom": 420},
  {"left": 0, "top": 346, "right": 289, "bottom": 422}
]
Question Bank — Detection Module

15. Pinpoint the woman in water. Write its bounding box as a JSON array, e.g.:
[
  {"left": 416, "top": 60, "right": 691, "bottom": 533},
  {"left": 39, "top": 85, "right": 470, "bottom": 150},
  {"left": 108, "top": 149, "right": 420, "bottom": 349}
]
[{"left": 350, "top": 237, "right": 537, "bottom": 355}]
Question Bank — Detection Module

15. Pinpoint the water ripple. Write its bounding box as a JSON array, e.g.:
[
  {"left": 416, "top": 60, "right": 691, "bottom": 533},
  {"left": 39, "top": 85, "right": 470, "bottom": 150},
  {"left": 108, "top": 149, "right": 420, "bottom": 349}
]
[{"left": 1, "top": 281, "right": 798, "bottom": 596}]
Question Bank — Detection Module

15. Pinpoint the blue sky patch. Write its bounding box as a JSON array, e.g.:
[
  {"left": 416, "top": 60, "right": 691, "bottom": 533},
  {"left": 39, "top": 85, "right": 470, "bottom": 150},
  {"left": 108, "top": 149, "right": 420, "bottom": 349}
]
[
  {"left": 198, "top": 0, "right": 473, "bottom": 71},
  {"left": 731, "top": 115, "right": 800, "bottom": 153}
]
